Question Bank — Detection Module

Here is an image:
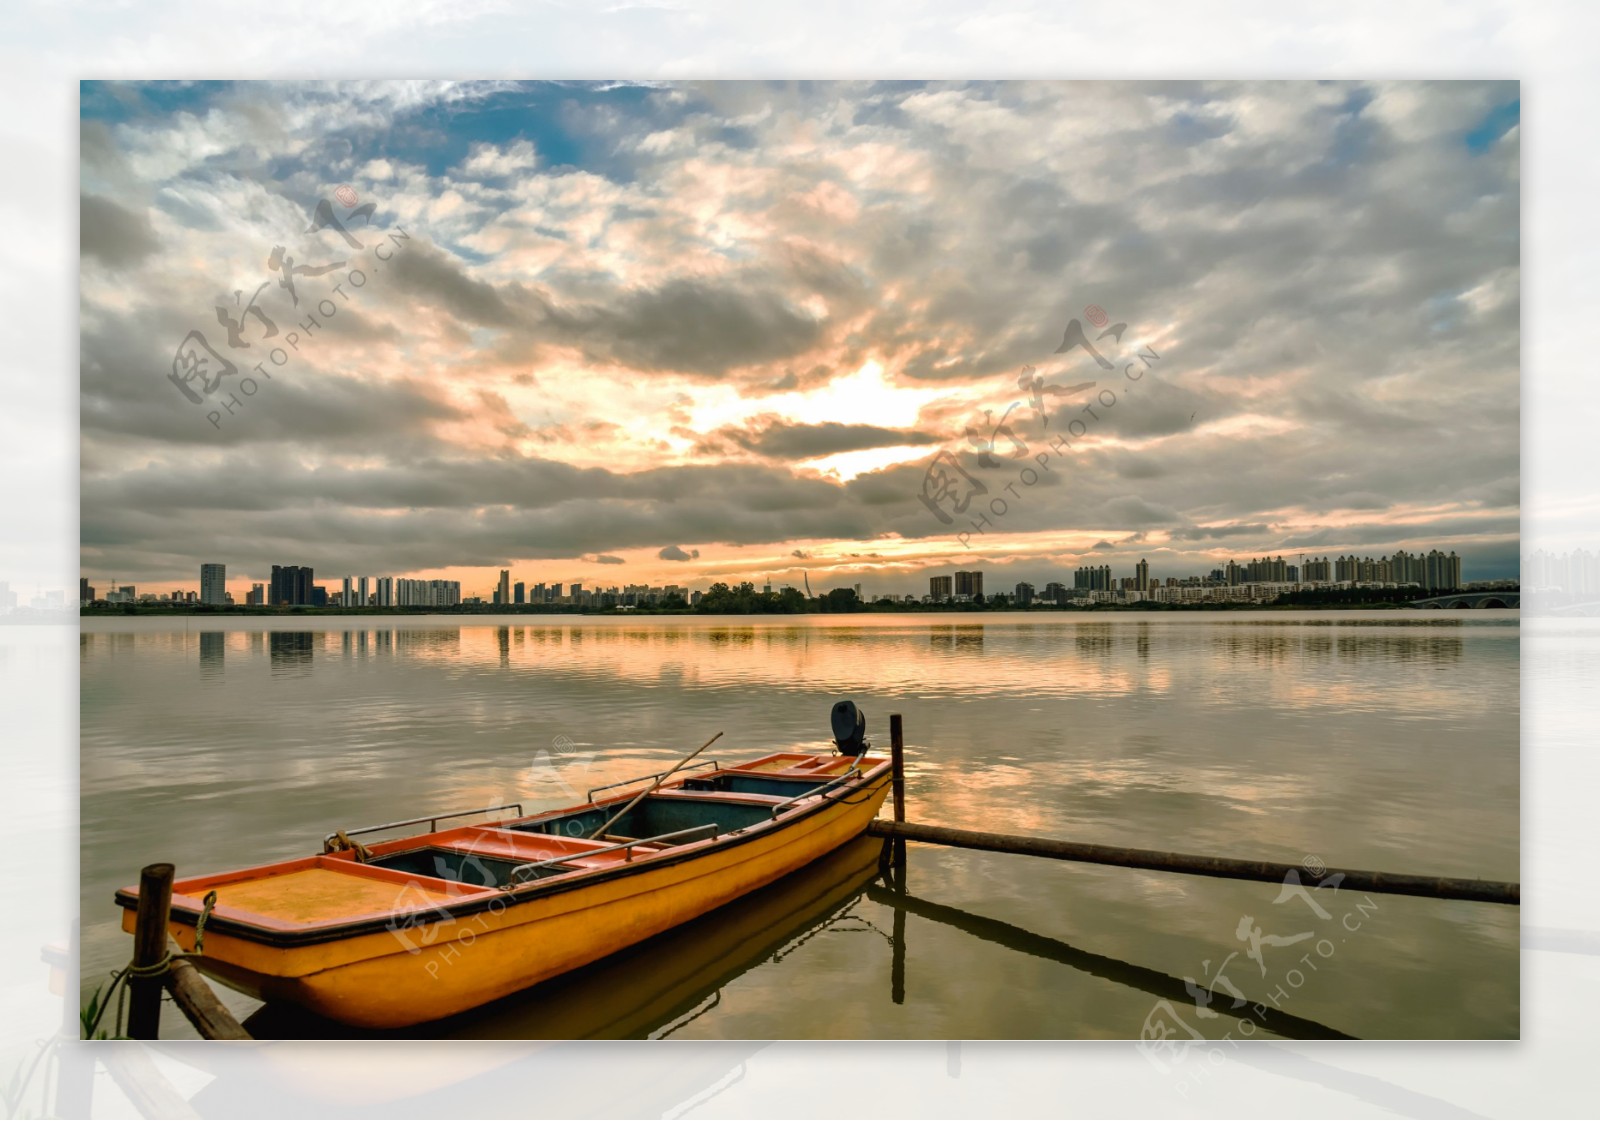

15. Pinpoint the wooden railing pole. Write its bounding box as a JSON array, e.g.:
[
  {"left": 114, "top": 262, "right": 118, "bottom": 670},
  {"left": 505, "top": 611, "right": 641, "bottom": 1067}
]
[
  {"left": 128, "top": 863, "right": 174, "bottom": 1039},
  {"left": 165, "top": 936, "right": 251, "bottom": 1040},
  {"left": 865, "top": 820, "right": 1520, "bottom": 906}
]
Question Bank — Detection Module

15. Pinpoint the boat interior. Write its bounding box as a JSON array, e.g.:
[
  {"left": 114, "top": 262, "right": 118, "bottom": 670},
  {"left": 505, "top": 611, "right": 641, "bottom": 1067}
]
[{"left": 123, "top": 751, "right": 889, "bottom": 937}]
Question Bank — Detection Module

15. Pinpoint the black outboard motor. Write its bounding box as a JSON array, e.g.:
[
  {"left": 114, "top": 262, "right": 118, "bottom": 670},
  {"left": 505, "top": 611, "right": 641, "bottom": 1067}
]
[{"left": 830, "top": 699, "right": 870, "bottom": 756}]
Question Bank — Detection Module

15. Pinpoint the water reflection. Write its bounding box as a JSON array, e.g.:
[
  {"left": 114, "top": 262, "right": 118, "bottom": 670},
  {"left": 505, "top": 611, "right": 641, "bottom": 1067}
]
[
  {"left": 1075, "top": 624, "right": 1115, "bottom": 656},
  {"left": 1333, "top": 635, "right": 1464, "bottom": 664},
  {"left": 395, "top": 628, "right": 460, "bottom": 657},
  {"left": 267, "top": 631, "right": 313, "bottom": 672},
  {"left": 199, "top": 631, "right": 224, "bottom": 679},
  {"left": 862, "top": 881, "right": 1353, "bottom": 1040},
  {"left": 80, "top": 612, "right": 1520, "bottom": 1040},
  {"left": 929, "top": 625, "right": 985, "bottom": 651},
  {"left": 178, "top": 617, "right": 1486, "bottom": 703}
]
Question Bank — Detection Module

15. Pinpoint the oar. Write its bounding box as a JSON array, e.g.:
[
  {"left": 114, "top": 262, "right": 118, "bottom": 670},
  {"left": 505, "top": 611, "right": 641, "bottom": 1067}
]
[{"left": 587, "top": 731, "right": 725, "bottom": 841}]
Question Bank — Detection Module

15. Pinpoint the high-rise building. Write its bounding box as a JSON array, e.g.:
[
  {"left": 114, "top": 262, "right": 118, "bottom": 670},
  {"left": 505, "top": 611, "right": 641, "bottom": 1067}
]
[
  {"left": 497, "top": 570, "right": 511, "bottom": 606},
  {"left": 79, "top": 577, "right": 96, "bottom": 605},
  {"left": 246, "top": 583, "right": 264, "bottom": 606},
  {"left": 1390, "top": 550, "right": 1422, "bottom": 586},
  {"left": 930, "top": 575, "right": 953, "bottom": 601},
  {"left": 1424, "top": 549, "right": 1462, "bottom": 592},
  {"left": 342, "top": 576, "right": 354, "bottom": 607},
  {"left": 396, "top": 578, "right": 462, "bottom": 607},
  {"left": 199, "top": 563, "right": 227, "bottom": 605},
  {"left": 1015, "top": 582, "right": 1035, "bottom": 606},
  {"left": 358, "top": 576, "right": 370, "bottom": 607},
  {"left": 514, "top": 581, "right": 525, "bottom": 605},
  {"left": 1242, "top": 556, "right": 1289, "bottom": 583},
  {"left": 954, "top": 570, "right": 983, "bottom": 599},
  {"left": 1073, "top": 565, "right": 1112, "bottom": 591},
  {"left": 1135, "top": 558, "right": 1150, "bottom": 592},
  {"left": 270, "top": 565, "right": 313, "bottom": 606},
  {"left": 376, "top": 576, "right": 394, "bottom": 607}
]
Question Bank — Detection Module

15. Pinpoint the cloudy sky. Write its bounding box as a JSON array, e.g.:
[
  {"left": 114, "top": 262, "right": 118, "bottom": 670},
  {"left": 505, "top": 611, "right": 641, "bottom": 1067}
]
[{"left": 79, "top": 80, "right": 1519, "bottom": 598}]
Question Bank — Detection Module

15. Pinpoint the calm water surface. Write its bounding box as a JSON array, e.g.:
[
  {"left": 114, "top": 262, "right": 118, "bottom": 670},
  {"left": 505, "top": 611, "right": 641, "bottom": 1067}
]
[{"left": 79, "top": 611, "right": 1519, "bottom": 1040}]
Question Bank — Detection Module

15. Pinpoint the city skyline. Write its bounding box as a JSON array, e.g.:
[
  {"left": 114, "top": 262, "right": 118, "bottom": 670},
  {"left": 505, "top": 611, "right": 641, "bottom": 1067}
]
[
  {"left": 81, "top": 81, "right": 1519, "bottom": 597},
  {"left": 86, "top": 544, "right": 1478, "bottom": 608}
]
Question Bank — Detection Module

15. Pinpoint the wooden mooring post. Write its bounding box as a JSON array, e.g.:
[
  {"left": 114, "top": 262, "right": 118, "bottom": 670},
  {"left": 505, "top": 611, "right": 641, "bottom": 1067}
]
[
  {"left": 126, "top": 862, "right": 253, "bottom": 1040},
  {"left": 128, "top": 864, "right": 174, "bottom": 1039},
  {"left": 871, "top": 723, "right": 1518, "bottom": 907},
  {"left": 887, "top": 713, "right": 908, "bottom": 1002},
  {"left": 889, "top": 714, "right": 907, "bottom": 825},
  {"left": 888, "top": 713, "right": 908, "bottom": 879}
]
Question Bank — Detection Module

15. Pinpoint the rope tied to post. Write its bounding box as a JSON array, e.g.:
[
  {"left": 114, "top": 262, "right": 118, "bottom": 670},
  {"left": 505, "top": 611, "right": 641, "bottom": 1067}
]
[
  {"left": 194, "top": 890, "right": 218, "bottom": 953},
  {"left": 86, "top": 891, "right": 222, "bottom": 1038}
]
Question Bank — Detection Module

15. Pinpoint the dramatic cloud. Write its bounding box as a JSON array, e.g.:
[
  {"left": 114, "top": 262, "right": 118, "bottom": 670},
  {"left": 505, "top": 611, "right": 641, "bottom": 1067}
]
[
  {"left": 79, "top": 80, "right": 1520, "bottom": 597},
  {"left": 708, "top": 418, "right": 940, "bottom": 459},
  {"left": 79, "top": 193, "right": 159, "bottom": 268}
]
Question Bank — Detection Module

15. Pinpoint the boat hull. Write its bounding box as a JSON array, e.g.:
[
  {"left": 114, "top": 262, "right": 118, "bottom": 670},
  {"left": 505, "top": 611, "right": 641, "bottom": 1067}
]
[{"left": 129, "top": 769, "right": 891, "bottom": 1029}]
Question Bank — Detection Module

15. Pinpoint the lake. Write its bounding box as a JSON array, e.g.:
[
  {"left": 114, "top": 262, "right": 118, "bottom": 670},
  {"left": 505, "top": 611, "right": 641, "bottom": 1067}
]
[{"left": 78, "top": 611, "right": 1519, "bottom": 1040}]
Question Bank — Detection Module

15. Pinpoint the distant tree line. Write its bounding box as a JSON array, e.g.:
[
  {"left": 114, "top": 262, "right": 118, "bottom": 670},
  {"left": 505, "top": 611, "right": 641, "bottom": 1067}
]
[{"left": 1268, "top": 586, "right": 1456, "bottom": 607}]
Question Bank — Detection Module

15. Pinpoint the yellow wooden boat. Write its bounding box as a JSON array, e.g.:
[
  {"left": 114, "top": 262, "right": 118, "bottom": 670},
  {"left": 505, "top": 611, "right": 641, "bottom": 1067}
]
[
  {"left": 244, "top": 833, "right": 888, "bottom": 1039},
  {"left": 115, "top": 733, "right": 892, "bottom": 1029}
]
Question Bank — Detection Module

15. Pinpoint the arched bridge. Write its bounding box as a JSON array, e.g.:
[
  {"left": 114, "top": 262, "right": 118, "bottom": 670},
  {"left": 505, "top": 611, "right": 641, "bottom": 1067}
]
[{"left": 1411, "top": 593, "right": 1519, "bottom": 609}]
